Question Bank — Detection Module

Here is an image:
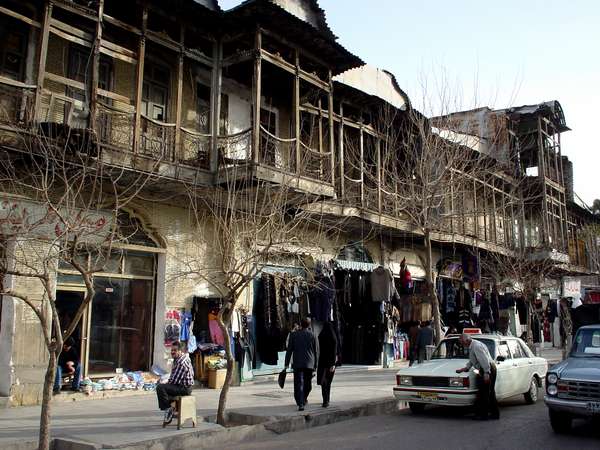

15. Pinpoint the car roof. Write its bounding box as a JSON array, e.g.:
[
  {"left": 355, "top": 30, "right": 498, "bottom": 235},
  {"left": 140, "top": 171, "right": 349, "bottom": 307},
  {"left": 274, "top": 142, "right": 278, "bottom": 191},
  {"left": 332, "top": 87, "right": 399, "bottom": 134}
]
[
  {"left": 578, "top": 324, "right": 600, "bottom": 330},
  {"left": 443, "top": 334, "right": 516, "bottom": 341}
]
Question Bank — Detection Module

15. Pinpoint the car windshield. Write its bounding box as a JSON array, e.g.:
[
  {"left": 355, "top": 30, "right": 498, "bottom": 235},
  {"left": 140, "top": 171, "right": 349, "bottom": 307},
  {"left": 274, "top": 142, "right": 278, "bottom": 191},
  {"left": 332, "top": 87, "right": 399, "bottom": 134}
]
[
  {"left": 570, "top": 328, "right": 600, "bottom": 358},
  {"left": 431, "top": 337, "right": 495, "bottom": 360}
]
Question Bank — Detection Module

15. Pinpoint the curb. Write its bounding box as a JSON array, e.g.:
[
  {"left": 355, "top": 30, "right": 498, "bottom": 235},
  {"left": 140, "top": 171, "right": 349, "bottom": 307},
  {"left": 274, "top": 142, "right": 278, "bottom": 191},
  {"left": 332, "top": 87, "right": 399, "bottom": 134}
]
[{"left": 51, "top": 398, "right": 400, "bottom": 450}]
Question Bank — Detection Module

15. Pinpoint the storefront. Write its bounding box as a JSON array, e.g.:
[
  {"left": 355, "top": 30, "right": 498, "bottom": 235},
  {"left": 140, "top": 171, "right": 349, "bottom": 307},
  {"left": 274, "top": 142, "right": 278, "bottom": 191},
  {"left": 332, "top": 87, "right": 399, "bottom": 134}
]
[
  {"left": 55, "top": 213, "right": 161, "bottom": 377},
  {"left": 250, "top": 264, "right": 308, "bottom": 377}
]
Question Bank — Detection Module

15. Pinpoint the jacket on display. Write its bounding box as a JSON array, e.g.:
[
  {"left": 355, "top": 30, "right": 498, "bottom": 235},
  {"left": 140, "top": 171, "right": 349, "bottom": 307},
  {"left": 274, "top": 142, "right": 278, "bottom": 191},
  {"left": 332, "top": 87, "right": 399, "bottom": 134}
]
[
  {"left": 309, "top": 276, "right": 335, "bottom": 322},
  {"left": 371, "top": 266, "right": 395, "bottom": 302}
]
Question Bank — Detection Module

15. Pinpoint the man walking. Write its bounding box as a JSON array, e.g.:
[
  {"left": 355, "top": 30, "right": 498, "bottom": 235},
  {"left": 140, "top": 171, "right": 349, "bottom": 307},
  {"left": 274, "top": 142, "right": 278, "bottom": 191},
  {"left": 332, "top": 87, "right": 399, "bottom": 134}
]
[
  {"left": 285, "top": 318, "right": 317, "bottom": 411},
  {"left": 416, "top": 320, "right": 434, "bottom": 363},
  {"left": 456, "top": 333, "right": 499, "bottom": 420},
  {"left": 156, "top": 341, "right": 194, "bottom": 424}
]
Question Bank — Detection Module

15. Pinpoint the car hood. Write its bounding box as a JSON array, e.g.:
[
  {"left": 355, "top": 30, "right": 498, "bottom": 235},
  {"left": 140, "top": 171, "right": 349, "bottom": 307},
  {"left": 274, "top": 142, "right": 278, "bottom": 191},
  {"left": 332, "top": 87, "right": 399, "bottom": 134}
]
[
  {"left": 397, "top": 359, "right": 468, "bottom": 377},
  {"left": 550, "top": 357, "right": 600, "bottom": 381}
]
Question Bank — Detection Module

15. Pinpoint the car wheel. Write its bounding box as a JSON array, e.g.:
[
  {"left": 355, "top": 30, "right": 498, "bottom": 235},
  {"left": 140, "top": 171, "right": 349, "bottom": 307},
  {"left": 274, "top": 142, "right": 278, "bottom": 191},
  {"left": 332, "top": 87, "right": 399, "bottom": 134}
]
[
  {"left": 524, "top": 378, "right": 538, "bottom": 404},
  {"left": 408, "top": 402, "right": 426, "bottom": 414},
  {"left": 549, "top": 409, "right": 572, "bottom": 434}
]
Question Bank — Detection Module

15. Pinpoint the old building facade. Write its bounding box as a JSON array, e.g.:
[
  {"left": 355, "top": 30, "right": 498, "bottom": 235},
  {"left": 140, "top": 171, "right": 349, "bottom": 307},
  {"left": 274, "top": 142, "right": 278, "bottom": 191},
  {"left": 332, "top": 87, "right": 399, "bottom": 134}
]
[{"left": 0, "top": 0, "right": 598, "bottom": 405}]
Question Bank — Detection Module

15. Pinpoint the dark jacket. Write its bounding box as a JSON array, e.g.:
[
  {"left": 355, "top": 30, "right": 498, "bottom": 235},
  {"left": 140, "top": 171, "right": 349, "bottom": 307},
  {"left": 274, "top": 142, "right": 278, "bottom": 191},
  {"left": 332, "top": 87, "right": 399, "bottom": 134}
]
[
  {"left": 285, "top": 328, "right": 317, "bottom": 370},
  {"left": 416, "top": 326, "right": 434, "bottom": 350},
  {"left": 317, "top": 323, "right": 338, "bottom": 369},
  {"left": 317, "top": 322, "right": 338, "bottom": 385}
]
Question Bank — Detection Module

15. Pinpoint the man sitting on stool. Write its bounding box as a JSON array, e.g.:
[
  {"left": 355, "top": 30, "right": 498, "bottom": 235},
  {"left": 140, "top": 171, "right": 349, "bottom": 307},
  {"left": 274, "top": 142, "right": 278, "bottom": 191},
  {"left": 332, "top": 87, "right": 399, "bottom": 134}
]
[
  {"left": 157, "top": 341, "right": 195, "bottom": 424},
  {"left": 54, "top": 337, "right": 81, "bottom": 394}
]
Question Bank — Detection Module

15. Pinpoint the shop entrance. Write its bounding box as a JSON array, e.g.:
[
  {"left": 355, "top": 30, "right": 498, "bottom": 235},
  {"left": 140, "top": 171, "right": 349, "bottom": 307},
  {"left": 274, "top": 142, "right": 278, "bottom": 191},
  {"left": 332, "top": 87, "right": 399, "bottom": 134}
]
[
  {"left": 335, "top": 270, "right": 382, "bottom": 365},
  {"left": 56, "top": 210, "right": 161, "bottom": 377},
  {"left": 56, "top": 290, "right": 86, "bottom": 374},
  {"left": 56, "top": 251, "right": 157, "bottom": 377}
]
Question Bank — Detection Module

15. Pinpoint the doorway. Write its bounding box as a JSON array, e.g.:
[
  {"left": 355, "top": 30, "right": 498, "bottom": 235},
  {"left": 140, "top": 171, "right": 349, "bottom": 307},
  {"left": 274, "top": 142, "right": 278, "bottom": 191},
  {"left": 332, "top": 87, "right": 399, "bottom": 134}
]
[{"left": 55, "top": 290, "right": 87, "bottom": 375}]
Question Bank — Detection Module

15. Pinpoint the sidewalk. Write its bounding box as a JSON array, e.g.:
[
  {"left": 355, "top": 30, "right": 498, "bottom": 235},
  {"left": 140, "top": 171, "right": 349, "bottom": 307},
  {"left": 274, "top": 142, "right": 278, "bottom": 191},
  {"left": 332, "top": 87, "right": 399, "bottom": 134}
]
[{"left": 0, "top": 368, "right": 401, "bottom": 450}]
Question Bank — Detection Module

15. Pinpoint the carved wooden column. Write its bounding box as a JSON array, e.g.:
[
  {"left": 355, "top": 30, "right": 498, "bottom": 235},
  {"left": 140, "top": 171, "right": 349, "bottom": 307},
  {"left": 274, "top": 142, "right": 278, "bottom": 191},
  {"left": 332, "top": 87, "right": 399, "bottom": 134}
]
[
  {"left": 294, "top": 49, "right": 301, "bottom": 174},
  {"left": 174, "top": 27, "right": 185, "bottom": 162},
  {"left": 328, "top": 70, "right": 335, "bottom": 186},
  {"left": 133, "top": 7, "right": 148, "bottom": 154},
  {"left": 252, "top": 28, "right": 262, "bottom": 164},
  {"left": 210, "top": 40, "right": 223, "bottom": 172},
  {"left": 89, "top": 0, "right": 104, "bottom": 129},
  {"left": 33, "top": 1, "right": 53, "bottom": 120}
]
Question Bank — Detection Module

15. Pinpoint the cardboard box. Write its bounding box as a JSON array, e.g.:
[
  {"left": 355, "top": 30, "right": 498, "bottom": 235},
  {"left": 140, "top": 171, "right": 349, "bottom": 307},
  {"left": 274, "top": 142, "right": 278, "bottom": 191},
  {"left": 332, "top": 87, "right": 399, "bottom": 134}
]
[{"left": 208, "top": 369, "right": 226, "bottom": 389}]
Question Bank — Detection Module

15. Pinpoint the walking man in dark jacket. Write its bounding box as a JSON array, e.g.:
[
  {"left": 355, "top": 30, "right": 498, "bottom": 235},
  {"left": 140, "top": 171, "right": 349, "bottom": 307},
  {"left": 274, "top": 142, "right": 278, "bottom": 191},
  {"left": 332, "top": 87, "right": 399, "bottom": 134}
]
[
  {"left": 285, "top": 318, "right": 317, "bottom": 411},
  {"left": 417, "top": 320, "right": 434, "bottom": 363}
]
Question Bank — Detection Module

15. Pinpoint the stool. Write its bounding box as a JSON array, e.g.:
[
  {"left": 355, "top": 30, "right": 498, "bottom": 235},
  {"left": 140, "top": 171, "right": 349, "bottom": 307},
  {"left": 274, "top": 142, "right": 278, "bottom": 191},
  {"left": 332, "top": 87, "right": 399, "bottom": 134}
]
[{"left": 163, "top": 395, "right": 197, "bottom": 430}]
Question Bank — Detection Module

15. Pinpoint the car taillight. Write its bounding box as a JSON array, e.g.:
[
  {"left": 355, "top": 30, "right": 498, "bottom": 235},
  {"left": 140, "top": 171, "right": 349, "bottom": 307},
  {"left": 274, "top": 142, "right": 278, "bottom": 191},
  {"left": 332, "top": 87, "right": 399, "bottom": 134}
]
[
  {"left": 462, "top": 377, "right": 470, "bottom": 388},
  {"left": 396, "top": 375, "right": 401, "bottom": 386}
]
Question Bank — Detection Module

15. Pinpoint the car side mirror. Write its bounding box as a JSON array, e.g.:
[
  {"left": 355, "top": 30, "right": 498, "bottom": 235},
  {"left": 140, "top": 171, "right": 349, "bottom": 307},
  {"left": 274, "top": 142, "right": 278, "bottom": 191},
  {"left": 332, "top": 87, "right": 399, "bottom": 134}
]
[{"left": 496, "top": 356, "right": 506, "bottom": 362}]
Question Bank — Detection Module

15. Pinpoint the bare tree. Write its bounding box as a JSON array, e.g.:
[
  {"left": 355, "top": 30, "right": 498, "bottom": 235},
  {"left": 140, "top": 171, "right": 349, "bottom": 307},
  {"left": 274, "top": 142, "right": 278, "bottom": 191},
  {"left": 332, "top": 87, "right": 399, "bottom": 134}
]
[
  {"left": 374, "top": 102, "right": 490, "bottom": 344},
  {"left": 170, "top": 154, "right": 337, "bottom": 425},
  {"left": 0, "top": 128, "right": 159, "bottom": 450},
  {"left": 480, "top": 250, "right": 556, "bottom": 347}
]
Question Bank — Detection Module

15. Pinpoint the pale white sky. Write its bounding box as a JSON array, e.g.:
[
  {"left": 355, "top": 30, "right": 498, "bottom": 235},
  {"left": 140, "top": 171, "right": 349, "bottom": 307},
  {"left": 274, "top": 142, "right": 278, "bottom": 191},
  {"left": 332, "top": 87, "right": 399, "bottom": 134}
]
[{"left": 219, "top": 0, "right": 600, "bottom": 205}]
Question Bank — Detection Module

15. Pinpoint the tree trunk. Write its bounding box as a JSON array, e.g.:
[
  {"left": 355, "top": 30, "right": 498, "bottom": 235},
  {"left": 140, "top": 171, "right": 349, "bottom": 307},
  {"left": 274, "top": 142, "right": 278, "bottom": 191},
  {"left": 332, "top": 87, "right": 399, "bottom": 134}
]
[
  {"left": 38, "top": 349, "right": 57, "bottom": 450},
  {"left": 526, "top": 297, "right": 535, "bottom": 352},
  {"left": 424, "top": 230, "right": 442, "bottom": 344},
  {"left": 216, "top": 300, "right": 235, "bottom": 426}
]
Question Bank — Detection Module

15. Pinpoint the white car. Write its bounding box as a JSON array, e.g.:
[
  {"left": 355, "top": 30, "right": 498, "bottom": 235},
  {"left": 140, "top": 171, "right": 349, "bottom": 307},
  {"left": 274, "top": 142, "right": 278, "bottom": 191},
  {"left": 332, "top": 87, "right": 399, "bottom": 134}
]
[{"left": 393, "top": 334, "right": 548, "bottom": 413}]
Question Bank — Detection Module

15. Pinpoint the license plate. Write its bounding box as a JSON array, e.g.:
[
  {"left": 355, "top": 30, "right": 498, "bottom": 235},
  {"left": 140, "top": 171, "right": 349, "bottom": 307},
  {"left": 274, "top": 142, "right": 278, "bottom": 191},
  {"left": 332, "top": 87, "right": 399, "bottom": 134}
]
[
  {"left": 587, "top": 402, "right": 600, "bottom": 414},
  {"left": 418, "top": 392, "right": 439, "bottom": 400}
]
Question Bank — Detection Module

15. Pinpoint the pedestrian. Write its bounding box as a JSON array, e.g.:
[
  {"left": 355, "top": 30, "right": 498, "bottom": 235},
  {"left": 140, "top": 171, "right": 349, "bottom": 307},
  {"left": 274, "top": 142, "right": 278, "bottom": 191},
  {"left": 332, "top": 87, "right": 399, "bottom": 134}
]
[
  {"left": 53, "top": 337, "right": 81, "bottom": 394},
  {"left": 416, "top": 320, "right": 434, "bottom": 363},
  {"left": 408, "top": 321, "right": 420, "bottom": 366},
  {"left": 317, "top": 322, "right": 339, "bottom": 408},
  {"left": 156, "top": 341, "right": 194, "bottom": 424},
  {"left": 456, "top": 333, "right": 499, "bottom": 420},
  {"left": 285, "top": 317, "right": 317, "bottom": 411}
]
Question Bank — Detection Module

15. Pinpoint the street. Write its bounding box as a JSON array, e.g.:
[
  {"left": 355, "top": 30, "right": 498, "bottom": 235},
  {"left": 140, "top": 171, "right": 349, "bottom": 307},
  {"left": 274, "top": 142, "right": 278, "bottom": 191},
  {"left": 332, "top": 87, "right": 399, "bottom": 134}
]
[{"left": 234, "top": 398, "right": 600, "bottom": 450}]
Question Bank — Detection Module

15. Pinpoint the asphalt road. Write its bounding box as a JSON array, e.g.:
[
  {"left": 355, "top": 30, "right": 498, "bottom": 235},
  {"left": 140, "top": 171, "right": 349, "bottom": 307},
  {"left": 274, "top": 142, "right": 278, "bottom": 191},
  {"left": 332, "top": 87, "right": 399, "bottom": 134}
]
[{"left": 232, "top": 398, "right": 600, "bottom": 450}]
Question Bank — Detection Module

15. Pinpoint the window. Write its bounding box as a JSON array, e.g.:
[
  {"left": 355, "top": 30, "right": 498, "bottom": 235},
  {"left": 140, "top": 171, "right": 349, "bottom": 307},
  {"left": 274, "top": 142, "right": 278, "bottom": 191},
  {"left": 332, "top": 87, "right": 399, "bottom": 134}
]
[
  {"left": 507, "top": 340, "right": 525, "bottom": 358},
  {"left": 196, "top": 82, "right": 229, "bottom": 135},
  {"left": 518, "top": 341, "right": 534, "bottom": 358},
  {"left": 196, "top": 83, "right": 210, "bottom": 134},
  {"left": 432, "top": 338, "right": 495, "bottom": 360},
  {"left": 142, "top": 62, "right": 170, "bottom": 121},
  {"left": 0, "top": 18, "right": 28, "bottom": 81},
  {"left": 497, "top": 342, "right": 511, "bottom": 360},
  {"left": 67, "top": 46, "right": 113, "bottom": 127}
]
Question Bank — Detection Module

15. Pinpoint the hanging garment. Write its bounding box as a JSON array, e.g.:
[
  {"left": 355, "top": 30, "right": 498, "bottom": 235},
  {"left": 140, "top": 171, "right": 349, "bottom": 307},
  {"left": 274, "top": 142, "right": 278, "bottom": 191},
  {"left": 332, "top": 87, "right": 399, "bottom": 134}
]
[
  {"left": 343, "top": 273, "right": 352, "bottom": 306},
  {"left": 445, "top": 284, "right": 457, "bottom": 313},
  {"left": 208, "top": 315, "right": 225, "bottom": 346},
  {"left": 371, "top": 266, "right": 395, "bottom": 302},
  {"left": 308, "top": 275, "right": 335, "bottom": 322},
  {"left": 180, "top": 312, "right": 193, "bottom": 341}
]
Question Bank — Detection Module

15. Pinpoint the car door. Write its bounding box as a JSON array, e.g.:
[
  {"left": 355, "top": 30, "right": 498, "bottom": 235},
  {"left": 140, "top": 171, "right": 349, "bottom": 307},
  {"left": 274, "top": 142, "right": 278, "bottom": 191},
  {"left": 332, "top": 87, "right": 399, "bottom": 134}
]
[
  {"left": 507, "top": 339, "right": 529, "bottom": 394},
  {"left": 494, "top": 341, "right": 514, "bottom": 399},
  {"left": 517, "top": 339, "right": 542, "bottom": 380}
]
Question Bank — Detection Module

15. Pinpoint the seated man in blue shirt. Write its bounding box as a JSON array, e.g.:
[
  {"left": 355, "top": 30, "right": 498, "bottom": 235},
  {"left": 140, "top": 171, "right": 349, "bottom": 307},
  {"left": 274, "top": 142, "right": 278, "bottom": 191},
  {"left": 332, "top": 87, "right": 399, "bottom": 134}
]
[{"left": 53, "top": 337, "right": 81, "bottom": 394}]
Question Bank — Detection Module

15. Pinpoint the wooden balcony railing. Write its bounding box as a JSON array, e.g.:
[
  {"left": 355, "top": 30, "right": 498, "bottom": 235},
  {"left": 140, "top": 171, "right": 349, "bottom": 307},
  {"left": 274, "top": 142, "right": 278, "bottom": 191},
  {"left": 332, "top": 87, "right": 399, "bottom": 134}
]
[
  {"left": 0, "top": 77, "right": 35, "bottom": 126},
  {"left": 259, "top": 126, "right": 296, "bottom": 173},
  {"left": 140, "top": 115, "right": 176, "bottom": 162},
  {"left": 181, "top": 127, "right": 211, "bottom": 170},
  {"left": 299, "top": 141, "right": 332, "bottom": 183},
  {"left": 96, "top": 102, "right": 135, "bottom": 150}
]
